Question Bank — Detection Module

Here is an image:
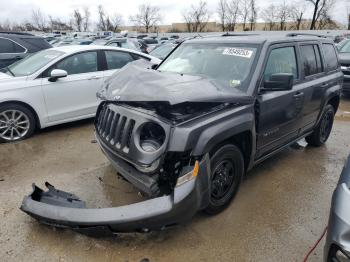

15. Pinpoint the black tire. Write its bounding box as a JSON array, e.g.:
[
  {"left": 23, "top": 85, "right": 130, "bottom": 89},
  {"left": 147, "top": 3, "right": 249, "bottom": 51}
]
[
  {"left": 204, "top": 144, "right": 244, "bottom": 215},
  {"left": 0, "top": 103, "right": 36, "bottom": 143},
  {"left": 306, "top": 104, "right": 335, "bottom": 147}
]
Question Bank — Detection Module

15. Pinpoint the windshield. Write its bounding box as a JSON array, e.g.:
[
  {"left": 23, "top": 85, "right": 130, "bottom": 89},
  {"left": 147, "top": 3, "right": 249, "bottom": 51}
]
[
  {"left": 150, "top": 44, "right": 176, "bottom": 59},
  {"left": 339, "top": 40, "right": 350, "bottom": 53},
  {"left": 158, "top": 43, "right": 258, "bottom": 92},
  {"left": 7, "top": 49, "right": 64, "bottom": 77}
]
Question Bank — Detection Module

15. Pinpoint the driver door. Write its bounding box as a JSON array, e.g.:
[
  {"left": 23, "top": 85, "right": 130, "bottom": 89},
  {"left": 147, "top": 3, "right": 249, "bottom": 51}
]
[
  {"left": 256, "top": 44, "right": 303, "bottom": 158},
  {"left": 41, "top": 51, "right": 104, "bottom": 122}
]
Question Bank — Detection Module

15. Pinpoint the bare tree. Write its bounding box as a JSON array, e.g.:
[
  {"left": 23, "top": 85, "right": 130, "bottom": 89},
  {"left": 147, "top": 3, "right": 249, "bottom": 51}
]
[
  {"left": 290, "top": 3, "right": 306, "bottom": 30},
  {"left": 83, "top": 7, "right": 90, "bottom": 32},
  {"left": 249, "top": 0, "right": 257, "bottom": 30},
  {"left": 306, "top": 0, "right": 336, "bottom": 30},
  {"left": 32, "top": 8, "right": 46, "bottom": 31},
  {"left": 261, "top": 4, "right": 277, "bottom": 30},
  {"left": 226, "top": 0, "right": 241, "bottom": 31},
  {"left": 73, "top": 9, "right": 83, "bottom": 31},
  {"left": 240, "top": 0, "right": 250, "bottom": 30},
  {"left": 217, "top": 0, "right": 227, "bottom": 31},
  {"left": 111, "top": 13, "right": 124, "bottom": 32},
  {"left": 182, "top": 1, "right": 211, "bottom": 32},
  {"left": 316, "top": 0, "right": 338, "bottom": 29},
  {"left": 129, "top": 4, "right": 162, "bottom": 33},
  {"left": 276, "top": 1, "right": 291, "bottom": 30},
  {"left": 97, "top": 5, "right": 107, "bottom": 31}
]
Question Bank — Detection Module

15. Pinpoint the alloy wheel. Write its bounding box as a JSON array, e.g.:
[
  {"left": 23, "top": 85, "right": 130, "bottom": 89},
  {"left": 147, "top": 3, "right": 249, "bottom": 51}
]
[{"left": 0, "top": 110, "right": 30, "bottom": 141}]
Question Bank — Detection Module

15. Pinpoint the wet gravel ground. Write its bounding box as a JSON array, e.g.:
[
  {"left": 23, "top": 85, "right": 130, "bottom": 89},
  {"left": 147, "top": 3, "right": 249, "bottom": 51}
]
[{"left": 0, "top": 99, "right": 349, "bottom": 262}]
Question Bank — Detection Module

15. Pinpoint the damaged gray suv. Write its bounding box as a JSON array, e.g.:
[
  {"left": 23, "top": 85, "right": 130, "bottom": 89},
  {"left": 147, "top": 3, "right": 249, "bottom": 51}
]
[{"left": 21, "top": 33, "right": 343, "bottom": 236}]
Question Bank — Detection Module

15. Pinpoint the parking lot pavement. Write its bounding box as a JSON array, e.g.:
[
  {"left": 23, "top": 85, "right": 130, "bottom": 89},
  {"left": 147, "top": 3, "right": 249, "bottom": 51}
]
[
  {"left": 0, "top": 100, "right": 349, "bottom": 262},
  {"left": 336, "top": 95, "right": 350, "bottom": 120}
]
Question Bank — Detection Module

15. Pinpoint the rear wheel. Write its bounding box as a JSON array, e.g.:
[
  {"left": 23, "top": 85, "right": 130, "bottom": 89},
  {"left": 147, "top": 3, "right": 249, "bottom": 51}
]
[
  {"left": 204, "top": 144, "right": 244, "bottom": 215},
  {"left": 0, "top": 103, "right": 36, "bottom": 143},
  {"left": 306, "top": 104, "right": 335, "bottom": 147}
]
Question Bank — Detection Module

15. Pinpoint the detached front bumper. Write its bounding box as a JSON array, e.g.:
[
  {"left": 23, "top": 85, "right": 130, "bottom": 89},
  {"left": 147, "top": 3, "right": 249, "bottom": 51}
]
[
  {"left": 20, "top": 155, "right": 210, "bottom": 237},
  {"left": 324, "top": 155, "right": 350, "bottom": 262}
]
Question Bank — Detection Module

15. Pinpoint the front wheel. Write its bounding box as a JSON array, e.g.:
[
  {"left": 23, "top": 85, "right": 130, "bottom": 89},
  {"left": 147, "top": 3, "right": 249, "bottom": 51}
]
[
  {"left": 306, "top": 104, "right": 335, "bottom": 147},
  {"left": 0, "top": 103, "right": 36, "bottom": 143},
  {"left": 204, "top": 144, "right": 244, "bottom": 215}
]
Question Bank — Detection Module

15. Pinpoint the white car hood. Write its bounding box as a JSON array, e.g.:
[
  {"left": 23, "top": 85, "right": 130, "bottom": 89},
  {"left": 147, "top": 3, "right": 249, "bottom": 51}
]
[{"left": 0, "top": 72, "right": 12, "bottom": 80}]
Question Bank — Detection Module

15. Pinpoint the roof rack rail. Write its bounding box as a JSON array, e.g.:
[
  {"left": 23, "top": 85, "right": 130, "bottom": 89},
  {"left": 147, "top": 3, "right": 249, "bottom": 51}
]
[
  {"left": 286, "top": 32, "right": 328, "bottom": 38},
  {"left": 222, "top": 32, "right": 259, "bottom": 37},
  {"left": 0, "top": 31, "right": 34, "bottom": 36}
]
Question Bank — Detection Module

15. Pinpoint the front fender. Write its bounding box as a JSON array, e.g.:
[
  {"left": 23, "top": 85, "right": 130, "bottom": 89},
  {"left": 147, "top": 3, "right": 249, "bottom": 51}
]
[{"left": 192, "top": 112, "right": 254, "bottom": 155}]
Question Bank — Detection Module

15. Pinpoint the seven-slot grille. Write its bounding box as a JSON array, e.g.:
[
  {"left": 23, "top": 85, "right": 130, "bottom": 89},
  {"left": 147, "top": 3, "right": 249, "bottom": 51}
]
[{"left": 97, "top": 105, "right": 135, "bottom": 153}]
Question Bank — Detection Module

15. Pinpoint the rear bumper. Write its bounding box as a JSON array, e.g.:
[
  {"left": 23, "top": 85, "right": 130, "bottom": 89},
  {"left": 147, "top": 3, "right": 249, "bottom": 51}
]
[
  {"left": 20, "top": 155, "right": 210, "bottom": 237},
  {"left": 324, "top": 155, "right": 350, "bottom": 261}
]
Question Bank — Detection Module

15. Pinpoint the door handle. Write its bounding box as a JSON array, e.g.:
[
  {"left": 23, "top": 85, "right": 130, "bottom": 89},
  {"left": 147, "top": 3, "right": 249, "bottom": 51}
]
[
  {"left": 293, "top": 92, "right": 304, "bottom": 98},
  {"left": 320, "top": 83, "right": 328, "bottom": 88},
  {"left": 88, "top": 76, "right": 101, "bottom": 80}
]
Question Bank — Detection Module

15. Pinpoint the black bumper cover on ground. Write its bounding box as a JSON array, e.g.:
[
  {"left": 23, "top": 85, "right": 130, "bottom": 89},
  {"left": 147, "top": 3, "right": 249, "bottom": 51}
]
[{"left": 20, "top": 156, "right": 210, "bottom": 237}]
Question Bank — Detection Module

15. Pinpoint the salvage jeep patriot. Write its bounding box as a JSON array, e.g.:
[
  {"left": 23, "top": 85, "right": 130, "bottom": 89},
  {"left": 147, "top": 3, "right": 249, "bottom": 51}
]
[{"left": 21, "top": 34, "right": 343, "bottom": 236}]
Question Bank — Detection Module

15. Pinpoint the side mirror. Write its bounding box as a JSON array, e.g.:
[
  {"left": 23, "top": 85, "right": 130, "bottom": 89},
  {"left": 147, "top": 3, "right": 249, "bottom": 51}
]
[
  {"left": 262, "top": 73, "right": 293, "bottom": 91},
  {"left": 49, "top": 69, "right": 68, "bottom": 82}
]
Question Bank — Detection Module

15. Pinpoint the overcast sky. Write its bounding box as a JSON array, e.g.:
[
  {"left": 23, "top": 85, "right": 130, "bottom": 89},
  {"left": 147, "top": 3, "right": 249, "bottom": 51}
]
[{"left": 0, "top": 0, "right": 349, "bottom": 28}]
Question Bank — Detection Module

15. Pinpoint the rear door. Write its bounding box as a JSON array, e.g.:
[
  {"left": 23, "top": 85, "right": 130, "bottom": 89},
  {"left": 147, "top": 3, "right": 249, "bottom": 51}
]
[
  {"left": 296, "top": 42, "right": 326, "bottom": 133},
  {"left": 0, "top": 37, "right": 27, "bottom": 68},
  {"left": 42, "top": 51, "right": 104, "bottom": 122},
  {"left": 256, "top": 44, "right": 302, "bottom": 158}
]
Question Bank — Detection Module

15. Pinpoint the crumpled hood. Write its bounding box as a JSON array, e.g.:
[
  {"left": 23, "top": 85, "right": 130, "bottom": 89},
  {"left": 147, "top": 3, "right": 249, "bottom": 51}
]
[
  {"left": 100, "top": 60, "right": 253, "bottom": 105},
  {"left": 339, "top": 53, "right": 350, "bottom": 64}
]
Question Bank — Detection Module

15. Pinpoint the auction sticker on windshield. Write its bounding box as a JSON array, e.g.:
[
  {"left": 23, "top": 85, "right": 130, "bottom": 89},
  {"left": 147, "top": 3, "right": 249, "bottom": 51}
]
[{"left": 222, "top": 48, "right": 253, "bottom": 58}]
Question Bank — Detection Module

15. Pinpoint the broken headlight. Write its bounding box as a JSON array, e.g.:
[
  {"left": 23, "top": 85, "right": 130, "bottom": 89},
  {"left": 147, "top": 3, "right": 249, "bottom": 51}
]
[
  {"left": 135, "top": 122, "right": 166, "bottom": 173},
  {"left": 139, "top": 122, "right": 165, "bottom": 152}
]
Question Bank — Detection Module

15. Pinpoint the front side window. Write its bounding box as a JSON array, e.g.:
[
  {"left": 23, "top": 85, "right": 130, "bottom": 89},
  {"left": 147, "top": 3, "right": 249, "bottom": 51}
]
[
  {"left": 158, "top": 43, "right": 258, "bottom": 92},
  {"left": 263, "top": 46, "right": 298, "bottom": 81},
  {"left": 54, "top": 52, "right": 98, "bottom": 75},
  {"left": 0, "top": 38, "right": 25, "bottom": 53},
  {"left": 7, "top": 49, "right": 64, "bottom": 77},
  {"left": 322, "top": 44, "right": 338, "bottom": 71},
  {"left": 300, "top": 44, "right": 323, "bottom": 76},
  {"left": 105, "top": 51, "right": 134, "bottom": 70}
]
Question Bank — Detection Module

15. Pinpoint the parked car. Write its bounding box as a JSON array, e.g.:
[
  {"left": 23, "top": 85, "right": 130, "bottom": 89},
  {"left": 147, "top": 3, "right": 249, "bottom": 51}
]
[
  {"left": 335, "top": 38, "right": 349, "bottom": 51},
  {"left": 20, "top": 34, "right": 343, "bottom": 236},
  {"left": 0, "top": 33, "right": 51, "bottom": 68},
  {"left": 338, "top": 40, "right": 350, "bottom": 96},
  {"left": 324, "top": 155, "right": 350, "bottom": 262},
  {"left": 149, "top": 42, "right": 177, "bottom": 60},
  {"left": 140, "top": 37, "right": 159, "bottom": 52},
  {"left": 0, "top": 45, "right": 160, "bottom": 142},
  {"left": 105, "top": 38, "right": 146, "bottom": 53}
]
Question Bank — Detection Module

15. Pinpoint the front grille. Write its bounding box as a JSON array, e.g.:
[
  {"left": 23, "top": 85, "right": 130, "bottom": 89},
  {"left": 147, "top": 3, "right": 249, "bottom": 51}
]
[{"left": 96, "top": 106, "right": 135, "bottom": 153}]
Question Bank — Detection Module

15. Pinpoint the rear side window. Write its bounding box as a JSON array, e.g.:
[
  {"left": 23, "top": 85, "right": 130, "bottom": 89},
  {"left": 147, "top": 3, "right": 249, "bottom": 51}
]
[
  {"left": 105, "top": 51, "right": 134, "bottom": 70},
  {"left": 300, "top": 44, "right": 323, "bottom": 76},
  {"left": 263, "top": 46, "right": 298, "bottom": 81},
  {"left": 322, "top": 44, "right": 338, "bottom": 71},
  {"left": 21, "top": 38, "right": 51, "bottom": 51},
  {"left": 0, "top": 38, "right": 25, "bottom": 53}
]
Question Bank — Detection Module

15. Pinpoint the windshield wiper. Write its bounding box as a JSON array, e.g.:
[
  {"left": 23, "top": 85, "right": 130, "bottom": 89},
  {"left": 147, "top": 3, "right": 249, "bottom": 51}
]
[{"left": 5, "top": 67, "right": 15, "bottom": 76}]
